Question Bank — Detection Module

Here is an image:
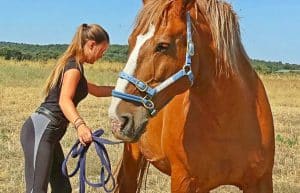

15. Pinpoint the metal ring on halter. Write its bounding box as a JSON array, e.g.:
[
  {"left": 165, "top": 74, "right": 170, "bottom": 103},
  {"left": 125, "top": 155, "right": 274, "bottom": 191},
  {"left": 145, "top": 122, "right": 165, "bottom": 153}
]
[
  {"left": 142, "top": 96, "right": 155, "bottom": 110},
  {"left": 183, "top": 65, "right": 191, "bottom": 74}
]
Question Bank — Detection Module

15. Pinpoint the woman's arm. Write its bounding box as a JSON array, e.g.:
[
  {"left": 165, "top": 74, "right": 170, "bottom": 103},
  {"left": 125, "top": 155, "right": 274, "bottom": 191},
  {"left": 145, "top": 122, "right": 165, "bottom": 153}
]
[
  {"left": 87, "top": 82, "right": 114, "bottom": 97},
  {"left": 59, "top": 69, "right": 92, "bottom": 146}
]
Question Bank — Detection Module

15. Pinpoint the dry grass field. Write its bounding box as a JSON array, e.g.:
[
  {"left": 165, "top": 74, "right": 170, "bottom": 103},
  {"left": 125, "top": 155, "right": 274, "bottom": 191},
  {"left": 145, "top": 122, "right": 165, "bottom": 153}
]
[{"left": 0, "top": 58, "right": 299, "bottom": 193}]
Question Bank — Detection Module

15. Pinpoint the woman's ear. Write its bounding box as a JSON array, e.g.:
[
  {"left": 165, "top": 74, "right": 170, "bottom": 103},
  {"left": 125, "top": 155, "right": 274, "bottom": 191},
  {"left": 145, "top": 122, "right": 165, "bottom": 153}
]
[
  {"left": 85, "top": 40, "right": 96, "bottom": 50},
  {"left": 90, "top": 41, "right": 97, "bottom": 49}
]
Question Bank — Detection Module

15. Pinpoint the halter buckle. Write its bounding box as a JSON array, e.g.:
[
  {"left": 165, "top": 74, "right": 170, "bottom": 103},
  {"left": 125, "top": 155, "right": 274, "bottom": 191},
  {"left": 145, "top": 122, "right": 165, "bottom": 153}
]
[
  {"left": 188, "top": 41, "right": 195, "bottom": 56},
  {"left": 136, "top": 81, "right": 148, "bottom": 92}
]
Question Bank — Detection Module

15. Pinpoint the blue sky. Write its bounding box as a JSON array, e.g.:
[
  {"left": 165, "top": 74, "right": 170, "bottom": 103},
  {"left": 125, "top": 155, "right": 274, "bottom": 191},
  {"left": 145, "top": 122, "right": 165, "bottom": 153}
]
[{"left": 0, "top": 0, "right": 299, "bottom": 64}]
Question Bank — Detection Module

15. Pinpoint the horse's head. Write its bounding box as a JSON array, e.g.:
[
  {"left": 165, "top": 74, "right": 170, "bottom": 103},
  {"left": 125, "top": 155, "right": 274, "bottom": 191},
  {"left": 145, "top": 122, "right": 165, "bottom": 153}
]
[{"left": 109, "top": 0, "right": 203, "bottom": 142}]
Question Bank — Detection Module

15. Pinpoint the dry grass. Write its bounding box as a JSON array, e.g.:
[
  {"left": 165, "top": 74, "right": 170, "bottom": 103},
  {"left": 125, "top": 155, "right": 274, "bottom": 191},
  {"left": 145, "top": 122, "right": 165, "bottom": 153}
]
[{"left": 0, "top": 59, "right": 299, "bottom": 193}]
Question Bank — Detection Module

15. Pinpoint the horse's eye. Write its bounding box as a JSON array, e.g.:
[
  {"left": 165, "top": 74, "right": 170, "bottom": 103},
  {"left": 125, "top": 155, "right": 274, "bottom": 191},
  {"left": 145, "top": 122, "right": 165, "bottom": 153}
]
[{"left": 155, "top": 42, "right": 169, "bottom": 53}]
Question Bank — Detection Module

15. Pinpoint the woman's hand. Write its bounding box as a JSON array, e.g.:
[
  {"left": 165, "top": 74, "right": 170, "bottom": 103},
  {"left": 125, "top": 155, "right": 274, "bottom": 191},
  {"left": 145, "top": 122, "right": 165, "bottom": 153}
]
[{"left": 77, "top": 124, "right": 92, "bottom": 146}]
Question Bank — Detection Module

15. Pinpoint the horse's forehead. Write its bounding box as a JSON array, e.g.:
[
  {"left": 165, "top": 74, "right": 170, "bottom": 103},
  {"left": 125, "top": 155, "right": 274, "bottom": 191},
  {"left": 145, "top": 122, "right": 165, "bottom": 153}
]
[
  {"left": 123, "top": 24, "right": 156, "bottom": 75},
  {"left": 136, "top": 24, "right": 156, "bottom": 45}
]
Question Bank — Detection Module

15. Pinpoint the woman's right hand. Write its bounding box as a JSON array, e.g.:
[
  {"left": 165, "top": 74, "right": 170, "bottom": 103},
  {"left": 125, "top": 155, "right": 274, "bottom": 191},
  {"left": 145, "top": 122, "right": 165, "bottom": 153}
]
[{"left": 77, "top": 124, "right": 92, "bottom": 146}]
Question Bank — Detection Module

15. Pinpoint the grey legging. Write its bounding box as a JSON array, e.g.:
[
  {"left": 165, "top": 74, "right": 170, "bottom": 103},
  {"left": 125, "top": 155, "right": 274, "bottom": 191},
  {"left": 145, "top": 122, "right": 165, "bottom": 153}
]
[{"left": 20, "top": 112, "right": 71, "bottom": 193}]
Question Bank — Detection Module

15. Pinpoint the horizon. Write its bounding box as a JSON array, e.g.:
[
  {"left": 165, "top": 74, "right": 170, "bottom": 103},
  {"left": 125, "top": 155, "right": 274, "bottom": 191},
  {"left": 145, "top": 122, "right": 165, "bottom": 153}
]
[
  {"left": 0, "top": 1, "right": 299, "bottom": 64},
  {"left": 1, "top": 41, "right": 299, "bottom": 65}
]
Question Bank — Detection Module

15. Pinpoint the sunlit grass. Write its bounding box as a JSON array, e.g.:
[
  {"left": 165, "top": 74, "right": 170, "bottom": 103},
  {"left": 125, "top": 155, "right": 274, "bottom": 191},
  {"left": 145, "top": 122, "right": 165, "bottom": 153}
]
[{"left": 0, "top": 59, "right": 299, "bottom": 193}]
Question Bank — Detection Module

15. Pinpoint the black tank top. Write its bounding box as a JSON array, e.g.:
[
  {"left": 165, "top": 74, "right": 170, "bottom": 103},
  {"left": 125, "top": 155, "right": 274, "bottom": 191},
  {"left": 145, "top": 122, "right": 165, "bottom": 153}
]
[{"left": 40, "top": 58, "right": 88, "bottom": 121}]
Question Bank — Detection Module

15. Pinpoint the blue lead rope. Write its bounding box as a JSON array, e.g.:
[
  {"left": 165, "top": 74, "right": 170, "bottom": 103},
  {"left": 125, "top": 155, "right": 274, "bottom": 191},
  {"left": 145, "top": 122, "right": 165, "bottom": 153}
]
[{"left": 62, "top": 129, "right": 122, "bottom": 193}]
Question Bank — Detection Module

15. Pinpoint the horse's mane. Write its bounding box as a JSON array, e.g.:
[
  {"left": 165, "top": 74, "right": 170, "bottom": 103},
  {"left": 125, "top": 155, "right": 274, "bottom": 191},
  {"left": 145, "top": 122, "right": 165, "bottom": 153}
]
[
  {"left": 197, "top": 0, "right": 249, "bottom": 76},
  {"left": 134, "top": 0, "right": 249, "bottom": 76},
  {"left": 133, "top": 0, "right": 172, "bottom": 34}
]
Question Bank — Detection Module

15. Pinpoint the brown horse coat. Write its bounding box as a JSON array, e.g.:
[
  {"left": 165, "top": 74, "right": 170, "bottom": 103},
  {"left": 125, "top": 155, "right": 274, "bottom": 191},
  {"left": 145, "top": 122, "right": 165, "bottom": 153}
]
[{"left": 108, "top": 0, "right": 275, "bottom": 192}]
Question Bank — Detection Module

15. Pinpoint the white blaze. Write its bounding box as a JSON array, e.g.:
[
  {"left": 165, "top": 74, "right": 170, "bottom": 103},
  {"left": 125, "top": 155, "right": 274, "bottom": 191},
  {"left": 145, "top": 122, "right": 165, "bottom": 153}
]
[{"left": 109, "top": 24, "right": 155, "bottom": 119}]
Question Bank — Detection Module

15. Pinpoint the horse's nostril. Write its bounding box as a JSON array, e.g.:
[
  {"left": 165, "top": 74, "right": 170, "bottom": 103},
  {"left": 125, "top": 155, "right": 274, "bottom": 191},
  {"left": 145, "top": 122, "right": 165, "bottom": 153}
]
[
  {"left": 120, "top": 113, "right": 134, "bottom": 132},
  {"left": 121, "top": 116, "right": 129, "bottom": 129}
]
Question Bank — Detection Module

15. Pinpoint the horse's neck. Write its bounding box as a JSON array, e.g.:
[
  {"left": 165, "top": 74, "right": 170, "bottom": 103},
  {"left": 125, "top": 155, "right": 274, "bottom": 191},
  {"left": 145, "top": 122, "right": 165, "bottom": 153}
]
[{"left": 186, "top": 50, "right": 252, "bottom": 112}]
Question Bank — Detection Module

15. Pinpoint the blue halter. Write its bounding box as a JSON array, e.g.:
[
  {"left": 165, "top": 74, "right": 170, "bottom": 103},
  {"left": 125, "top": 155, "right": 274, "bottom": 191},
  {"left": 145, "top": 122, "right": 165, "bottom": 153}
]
[{"left": 112, "top": 12, "right": 194, "bottom": 116}]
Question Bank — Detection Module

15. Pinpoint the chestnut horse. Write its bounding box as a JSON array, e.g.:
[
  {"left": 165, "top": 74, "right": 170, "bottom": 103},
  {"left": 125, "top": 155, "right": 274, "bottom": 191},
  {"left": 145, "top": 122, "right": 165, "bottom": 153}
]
[{"left": 108, "top": 0, "right": 275, "bottom": 192}]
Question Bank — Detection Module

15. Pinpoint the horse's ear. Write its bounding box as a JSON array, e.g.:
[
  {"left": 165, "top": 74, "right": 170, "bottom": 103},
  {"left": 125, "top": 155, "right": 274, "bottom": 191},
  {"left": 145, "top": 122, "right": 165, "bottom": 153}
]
[
  {"left": 172, "top": 0, "right": 196, "bottom": 16},
  {"left": 142, "top": 0, "right": 151, "bottom": 5},
  {"left": 183, "top": 0, "right": 196, "bottom": 10}
]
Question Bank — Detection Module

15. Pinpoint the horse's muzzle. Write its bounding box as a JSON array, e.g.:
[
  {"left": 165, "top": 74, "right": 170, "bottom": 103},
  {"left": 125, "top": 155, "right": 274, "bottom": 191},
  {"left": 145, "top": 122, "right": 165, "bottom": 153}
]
[{"left": 110, "top": 110, "right": 149, "bottom": 142}]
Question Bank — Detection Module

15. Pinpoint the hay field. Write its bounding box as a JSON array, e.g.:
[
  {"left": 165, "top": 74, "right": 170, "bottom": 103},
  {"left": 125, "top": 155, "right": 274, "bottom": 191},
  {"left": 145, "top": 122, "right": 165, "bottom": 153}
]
[{"left": 0, "top": 58, "right": 299, "bottom": 193}]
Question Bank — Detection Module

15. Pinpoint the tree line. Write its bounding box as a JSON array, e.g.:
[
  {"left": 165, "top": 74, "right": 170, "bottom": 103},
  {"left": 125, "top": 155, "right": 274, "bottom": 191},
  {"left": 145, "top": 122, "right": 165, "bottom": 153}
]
[
  {"left": 251, "top": 59, "right": 300, "bottom": 73},
  {"left": 0, "top": 41, "right": 128, "bottom": 63},
  {"left": 1, "top": 41, "right": 300, "bottom": 73}
]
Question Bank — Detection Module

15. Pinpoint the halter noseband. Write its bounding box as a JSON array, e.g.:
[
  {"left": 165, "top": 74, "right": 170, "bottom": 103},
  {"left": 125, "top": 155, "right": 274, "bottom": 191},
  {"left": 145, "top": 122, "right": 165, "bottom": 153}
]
[{"left": 112, "top": 12, "right": 194, "bottom": 116}]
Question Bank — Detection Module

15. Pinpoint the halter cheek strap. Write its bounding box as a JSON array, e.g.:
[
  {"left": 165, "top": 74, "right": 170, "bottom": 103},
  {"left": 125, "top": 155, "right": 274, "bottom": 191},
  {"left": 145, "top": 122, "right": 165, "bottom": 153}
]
[
  {"left": 119, "top": 71, "right": 157, "bottom": 97},
  {"left": 112, "top": 12, "right": 194, "bottom": 116}
]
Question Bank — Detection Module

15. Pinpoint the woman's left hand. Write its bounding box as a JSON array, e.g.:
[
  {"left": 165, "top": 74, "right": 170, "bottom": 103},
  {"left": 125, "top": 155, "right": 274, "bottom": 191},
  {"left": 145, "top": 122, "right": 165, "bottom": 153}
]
[{"left": 77, "top": 124, "right": 92, "bottom": 146}]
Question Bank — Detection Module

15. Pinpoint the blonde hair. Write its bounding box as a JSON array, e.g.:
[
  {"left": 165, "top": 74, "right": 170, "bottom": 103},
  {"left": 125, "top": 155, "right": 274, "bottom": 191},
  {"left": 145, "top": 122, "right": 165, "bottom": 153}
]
[{"left": 43, "top": 23, "right": 109, "bottom": 96}]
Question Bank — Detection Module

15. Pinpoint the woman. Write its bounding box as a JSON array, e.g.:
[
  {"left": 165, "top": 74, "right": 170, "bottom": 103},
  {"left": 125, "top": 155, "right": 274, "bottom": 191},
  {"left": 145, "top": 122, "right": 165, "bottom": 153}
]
[{"left": 20, "top": 23, "right": 114, "bottom": 193}]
